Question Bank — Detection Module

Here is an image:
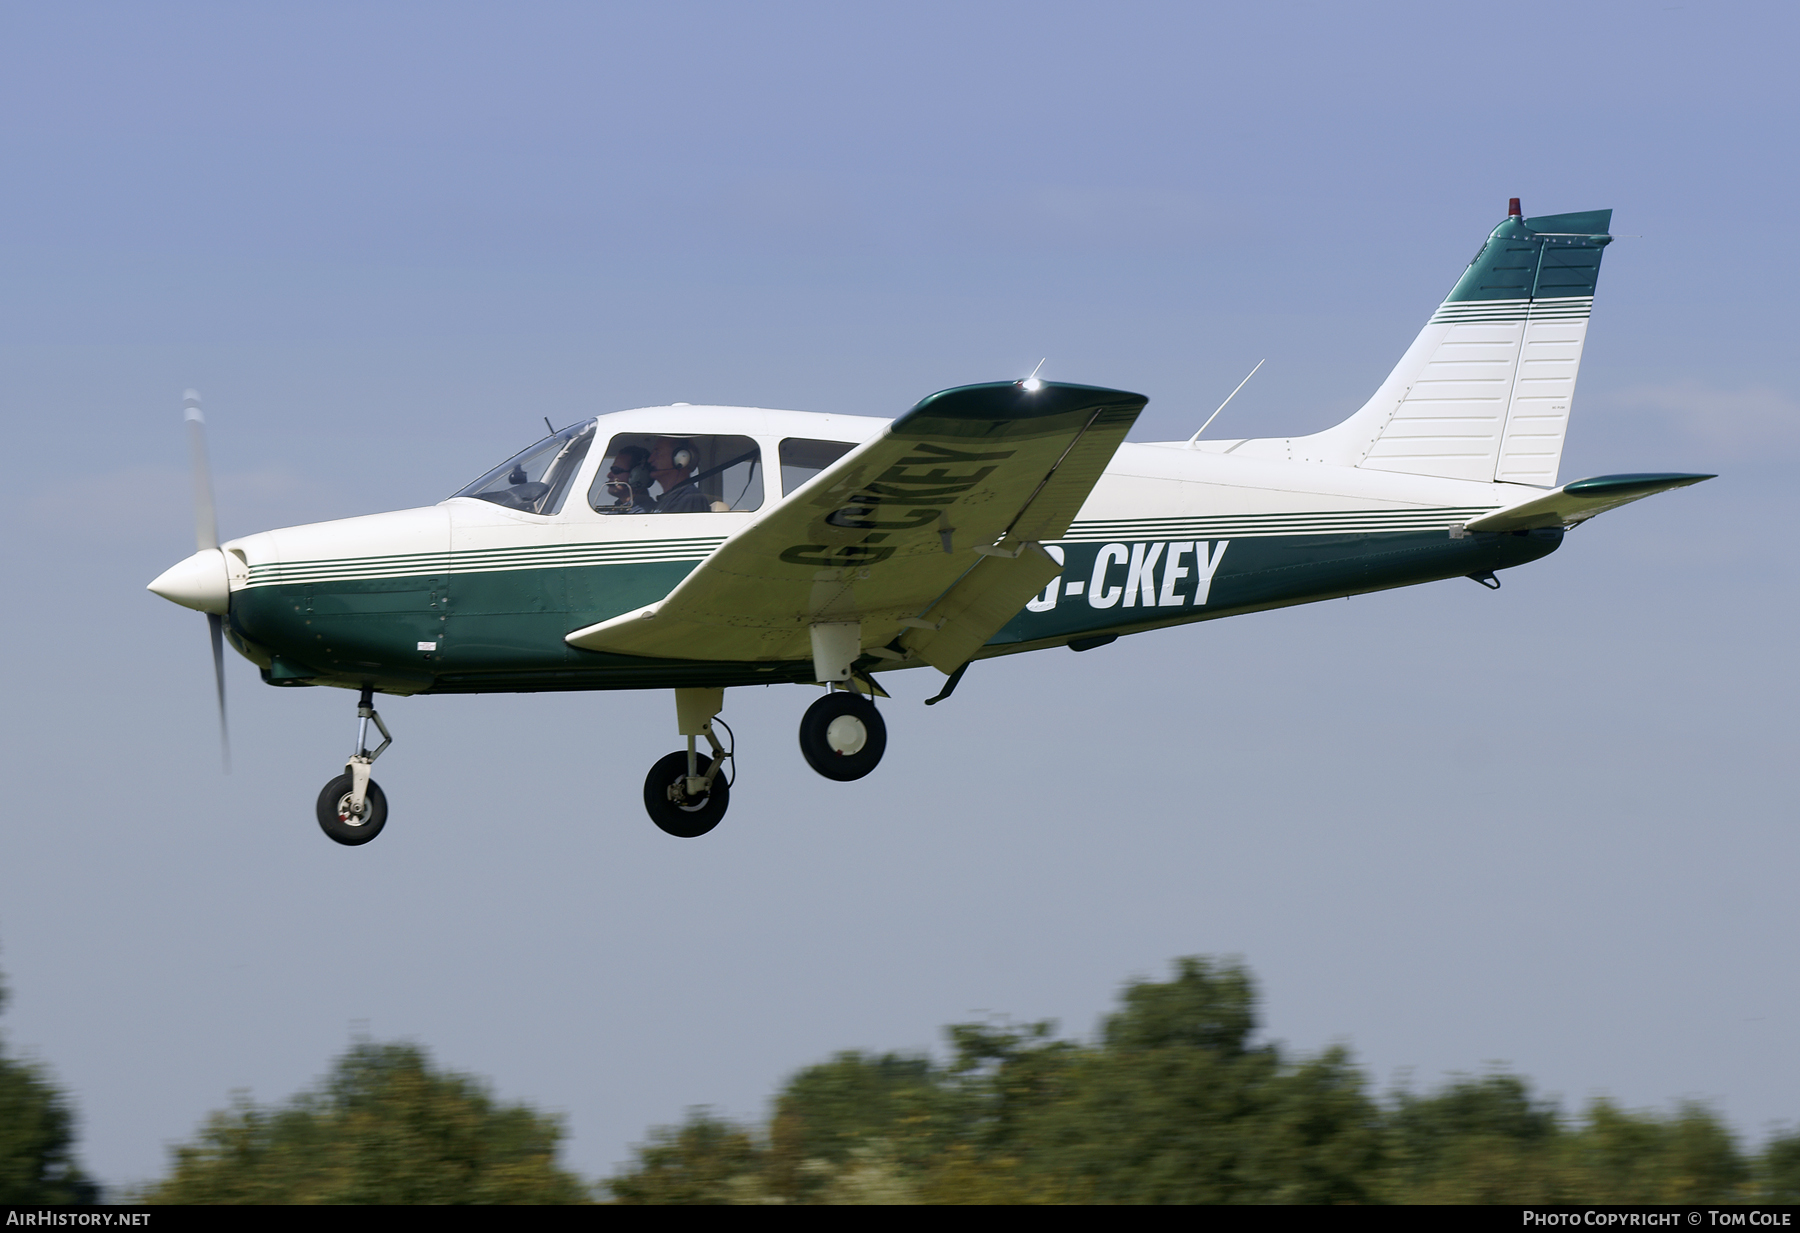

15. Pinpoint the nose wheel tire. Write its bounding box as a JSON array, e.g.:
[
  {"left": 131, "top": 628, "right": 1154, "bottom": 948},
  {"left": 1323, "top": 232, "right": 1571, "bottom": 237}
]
[
  {"left": 644, "top": 751, "right": 730, "bottom": 837},
  {"left": 798, "top": 692, "right": 887, "bottom": 781},
  {"left": 316, "top": 774, "right": 388, "bottom": 846}
]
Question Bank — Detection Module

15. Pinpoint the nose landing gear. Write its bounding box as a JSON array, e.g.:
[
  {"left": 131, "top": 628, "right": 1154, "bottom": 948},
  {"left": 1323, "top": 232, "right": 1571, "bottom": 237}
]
[
  {"left": 317, "top": 686, "right": 392, "bottom": 846},
  {"left": 317, "top": 774, "right": 388, "bottom": 845}
]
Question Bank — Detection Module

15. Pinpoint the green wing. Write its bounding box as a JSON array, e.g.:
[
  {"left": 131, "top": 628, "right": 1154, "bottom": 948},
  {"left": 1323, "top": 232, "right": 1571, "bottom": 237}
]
[{"left": 565, "top": 381, "right": 1147, "bottom": 674}]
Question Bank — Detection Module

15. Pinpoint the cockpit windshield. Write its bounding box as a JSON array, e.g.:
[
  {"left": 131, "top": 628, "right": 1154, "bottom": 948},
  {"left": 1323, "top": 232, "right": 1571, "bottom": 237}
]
[{"left": 451, "top": 420, "right": 597, "bottom": 515}]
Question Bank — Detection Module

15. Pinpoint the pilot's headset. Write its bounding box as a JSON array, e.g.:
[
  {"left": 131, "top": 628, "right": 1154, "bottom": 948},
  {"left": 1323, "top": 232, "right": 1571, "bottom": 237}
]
[{"left": 637, "top": 441, "right": 696, "bottom": 489}]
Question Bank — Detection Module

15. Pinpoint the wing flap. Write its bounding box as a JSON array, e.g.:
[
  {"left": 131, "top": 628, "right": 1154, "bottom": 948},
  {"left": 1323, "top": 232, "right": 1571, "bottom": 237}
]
[
  {"left": 1463, "top": 472, "right": 1713, "bottom": 533},
  {"left": 900, "top": 543, "right": 1065, "bottom": 673}
]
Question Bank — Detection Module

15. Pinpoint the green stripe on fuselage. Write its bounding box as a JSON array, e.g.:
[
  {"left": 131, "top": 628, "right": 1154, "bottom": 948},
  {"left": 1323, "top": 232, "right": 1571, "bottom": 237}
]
[
  {"left": 229, "top": 527, "right": 1562, "bottom": 694},
  {"left": 992, "top": 527, "right": 1561, "bottom": 648}
]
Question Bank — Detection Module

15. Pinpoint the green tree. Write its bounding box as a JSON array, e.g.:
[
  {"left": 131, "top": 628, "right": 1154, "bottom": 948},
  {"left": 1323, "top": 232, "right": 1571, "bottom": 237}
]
[
  {"left": 763, "top": 1051, "right": 946, "bottom": 1199},
  {"left": 1008, "top": 958, "right": 1380, "bottom": 1203},
  {"left": 1560, "top": 1098, "right": 1745, "bottom": 1204},
  {"left": 606, "top": 1112, "right": 770, "bottom": 1204},
  {"left": 145, "top": 1041, "right": 587, "bottom": 1204},
  {"left": 1380, "top": 1073, "right": 1567, "bottom": 1202},
  {"left": 0, "top": 967, "right": 98, "bottom": 1204},
  {"left": 1754, "top": 1129, "right": 1800, "bottom": 1202},
  {"left": 599, "top": 955, "right": 1786, "bottom": 1205}
]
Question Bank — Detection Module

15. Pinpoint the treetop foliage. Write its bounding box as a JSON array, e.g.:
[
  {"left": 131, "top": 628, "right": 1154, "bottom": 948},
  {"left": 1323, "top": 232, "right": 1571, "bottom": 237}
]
[
  {"left": 0, "top": 965, "right": 98, "bottom": 1204},
  {"left": 607, "top": 957, "right": 1800, "bottom": 1205},
  {"left": 144, "top": 1041, "right": 588, "bottom": 1204},
  {"left": 28, "top": 951, "right": 1800, "bottom": 1204}
]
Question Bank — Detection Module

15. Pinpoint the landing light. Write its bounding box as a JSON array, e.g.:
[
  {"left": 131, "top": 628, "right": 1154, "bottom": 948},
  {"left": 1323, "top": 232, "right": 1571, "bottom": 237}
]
[{"left": 1021, "top": 378, "right": 1042, "bottom": 392}]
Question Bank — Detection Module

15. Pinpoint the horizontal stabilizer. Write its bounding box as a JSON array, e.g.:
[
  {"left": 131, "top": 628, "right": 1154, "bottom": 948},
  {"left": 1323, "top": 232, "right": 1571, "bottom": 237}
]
[{"left": 1463, "top": 473, "right": 1713, "bottom": 533}]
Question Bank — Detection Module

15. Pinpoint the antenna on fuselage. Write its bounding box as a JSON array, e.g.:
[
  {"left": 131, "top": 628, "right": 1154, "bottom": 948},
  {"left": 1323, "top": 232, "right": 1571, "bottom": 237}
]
[
  {"left": 1019, "top": 358, "right": 1047, "bottom": 392},
  {"left": 1186, "top": 358, "right": 1265, "bottom": 448}
]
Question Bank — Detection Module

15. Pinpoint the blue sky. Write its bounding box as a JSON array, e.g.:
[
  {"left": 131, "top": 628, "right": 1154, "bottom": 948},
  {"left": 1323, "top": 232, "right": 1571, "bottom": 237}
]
[{"left": 2, "top": 1, "right": 1796, "bottom": 1187}]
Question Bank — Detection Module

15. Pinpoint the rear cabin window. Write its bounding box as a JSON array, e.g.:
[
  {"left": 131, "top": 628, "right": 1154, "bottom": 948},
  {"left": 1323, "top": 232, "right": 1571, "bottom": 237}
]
[
  {"left": 589, "top": 434, "right": 764, "bottom": 515},
  {"left": 779, "top": 438, "right": 858, "bottom": 497}
]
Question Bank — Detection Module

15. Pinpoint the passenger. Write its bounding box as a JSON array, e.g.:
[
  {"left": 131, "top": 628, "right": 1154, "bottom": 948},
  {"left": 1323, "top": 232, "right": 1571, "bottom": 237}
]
[
  {"left": 599, "top": 445, "right": 657, "bottom": 513},
  {"left": 649, "top": 437, "right": 710, "bottom": 513}
]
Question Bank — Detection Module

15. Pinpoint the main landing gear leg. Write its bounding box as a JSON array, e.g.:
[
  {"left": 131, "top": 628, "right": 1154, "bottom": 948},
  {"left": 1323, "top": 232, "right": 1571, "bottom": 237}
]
[
  {"left": 643, "top": 687, "right": 732, "bottom": 837},
  {"left": 316, "top": 685, "right": 392, "bottom": 846}
]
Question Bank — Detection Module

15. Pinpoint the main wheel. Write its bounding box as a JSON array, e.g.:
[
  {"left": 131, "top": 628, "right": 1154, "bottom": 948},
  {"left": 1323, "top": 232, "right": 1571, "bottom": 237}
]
[
  {"left": 798, "top": 692, "right": 887, "bottom": 782},
  {"left": 643, "top": 751, "right": 730, "bottom": 837},
  {"left": 316, "top": 773, "right": 388, "bottom": 846}
]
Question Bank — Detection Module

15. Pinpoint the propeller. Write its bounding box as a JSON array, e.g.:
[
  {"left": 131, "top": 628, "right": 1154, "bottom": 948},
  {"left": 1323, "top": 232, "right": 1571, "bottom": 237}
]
[{"left": 184, "top": 390, "right": 231, "bottom": 772}]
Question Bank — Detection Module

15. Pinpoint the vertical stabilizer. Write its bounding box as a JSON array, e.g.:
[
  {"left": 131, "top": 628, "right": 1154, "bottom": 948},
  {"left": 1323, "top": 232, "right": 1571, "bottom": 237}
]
[{"left": 1284, "top": 206, "right": 1612, "bottom": 486}]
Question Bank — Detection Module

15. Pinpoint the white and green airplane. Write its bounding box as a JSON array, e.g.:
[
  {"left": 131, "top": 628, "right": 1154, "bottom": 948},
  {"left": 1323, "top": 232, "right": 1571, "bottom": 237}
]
[{"left": 149, "top": 200, "right": 1710, "bottom": 845}]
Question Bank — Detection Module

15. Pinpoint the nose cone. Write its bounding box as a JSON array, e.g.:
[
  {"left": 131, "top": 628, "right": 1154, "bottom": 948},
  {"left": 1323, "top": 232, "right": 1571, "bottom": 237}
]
[{"left": 148, "top": 548, "right": 230, "bottom": 615}]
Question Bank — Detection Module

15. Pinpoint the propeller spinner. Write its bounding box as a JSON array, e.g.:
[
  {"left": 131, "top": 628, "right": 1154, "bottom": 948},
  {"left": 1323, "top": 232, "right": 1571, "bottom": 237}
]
[{"left": 147, "top": 390, "right": 231, "bottom": 770}]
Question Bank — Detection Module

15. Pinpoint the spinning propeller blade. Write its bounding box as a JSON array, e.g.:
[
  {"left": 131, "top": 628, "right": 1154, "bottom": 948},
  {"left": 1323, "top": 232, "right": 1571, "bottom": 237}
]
[
  {"left": 209, "top": 611, "right": 231, "bottom": 772},
  {"left": 186, "top": 390, "right": 218, "bottom": 552},
  {"left": 184, "top": 391, "right": 230, "bottom": 771}
]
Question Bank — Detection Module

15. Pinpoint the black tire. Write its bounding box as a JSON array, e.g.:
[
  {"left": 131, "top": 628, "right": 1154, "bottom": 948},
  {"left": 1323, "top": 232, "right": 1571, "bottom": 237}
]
[
  {"left": 316, "top": 773, "right": 388, "bottom": 846},
  {"left": 643, "top": 751, "right": 730, "bottom": 837},
  {"left": 798, "top": 692, "right": 887, "bottom": 782}
]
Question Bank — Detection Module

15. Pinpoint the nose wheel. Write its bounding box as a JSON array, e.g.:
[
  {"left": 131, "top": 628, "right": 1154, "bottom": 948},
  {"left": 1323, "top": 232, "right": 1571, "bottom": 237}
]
[
  {"left": 798, "top": 691, "right": 887, "bottom": 781},
  {"left": 317, "top": 774, "right": 388, "bottom": 845},
  {"left": 318, "top": 686, "right": 394, "bottom": 846}
]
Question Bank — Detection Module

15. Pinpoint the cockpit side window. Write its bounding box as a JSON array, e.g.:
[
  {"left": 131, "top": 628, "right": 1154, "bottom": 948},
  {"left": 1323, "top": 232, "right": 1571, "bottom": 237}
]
[
  {"left": 779, "top": 438, "right": 857, "bottom": 496},
  {"left": 452, "top": 420, "right": 597, "bottom": 516},
  {"left": 590, "top": 434, "right": 764, "bottom": 515}
]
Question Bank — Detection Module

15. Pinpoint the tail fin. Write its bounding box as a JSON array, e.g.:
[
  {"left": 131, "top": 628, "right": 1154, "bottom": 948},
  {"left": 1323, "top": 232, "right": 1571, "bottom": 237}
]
[{"left": 1294, "top": 204, "right": 1613, "bottom": 486}]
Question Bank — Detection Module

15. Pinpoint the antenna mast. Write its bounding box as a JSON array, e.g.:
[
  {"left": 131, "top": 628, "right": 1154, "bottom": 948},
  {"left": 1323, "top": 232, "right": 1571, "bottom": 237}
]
[{"left": 1187, "top": 359, "right": 1265, "bottom": 447}]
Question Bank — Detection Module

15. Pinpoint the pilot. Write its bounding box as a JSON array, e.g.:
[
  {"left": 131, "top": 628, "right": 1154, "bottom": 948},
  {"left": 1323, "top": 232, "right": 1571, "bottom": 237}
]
[
  {"left": 648, "top": 437, "right": 710, "bottom": 513},
  {"left": 599, "top": 445, "right": 657, "bottom": 513}
]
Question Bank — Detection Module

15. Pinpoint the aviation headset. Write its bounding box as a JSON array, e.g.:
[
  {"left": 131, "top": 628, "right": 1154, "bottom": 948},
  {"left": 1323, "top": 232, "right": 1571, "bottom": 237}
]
[{"left": 631, "top": 440, "right": 696, "bottom": 490}]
